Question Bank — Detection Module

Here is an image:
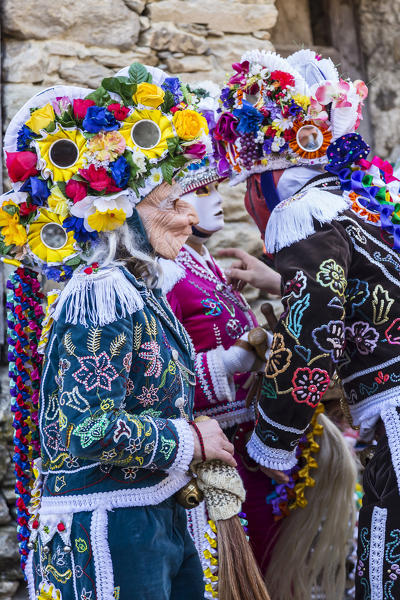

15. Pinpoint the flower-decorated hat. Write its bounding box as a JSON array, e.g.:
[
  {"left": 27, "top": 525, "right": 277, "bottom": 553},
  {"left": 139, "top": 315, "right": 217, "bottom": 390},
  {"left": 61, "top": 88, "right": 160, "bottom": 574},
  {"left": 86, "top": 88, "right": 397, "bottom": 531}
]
[
  {"left": 214, "top": 49, "right": 369, "bottom": 184},
  {"left": 1, "top": 63, "right": 209, "bottom": 282}
]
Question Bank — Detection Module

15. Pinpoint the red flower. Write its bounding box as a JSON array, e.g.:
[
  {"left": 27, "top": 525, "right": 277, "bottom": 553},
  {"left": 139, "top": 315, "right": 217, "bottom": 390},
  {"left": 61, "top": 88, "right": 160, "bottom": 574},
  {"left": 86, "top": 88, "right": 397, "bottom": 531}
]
[
  {"left": 73, "top": 99, "right": 96, "bottom": 120},
  {"left": 291, "top": 367, "right": 330, "bottom": 407},
  {"left": 283, "top": 129, "right": 296, "bottom": 142},
  {"left": 66, "top": 179, "right": 87, "bottom": 203},
  {"left": 79, "top": 164, "right": 121, "bottom": 193},
  {"left": 270, "top": 70, "right": 295, "bottom": 90},
  {"left": 107, "top": 103, "right": 129, "bottom": 121},
  {"left": 19, "top": 202, "right": 38, "bottom": 217},
  {"left": 6, "top": 151, "right": 38, "bottom": 182}
]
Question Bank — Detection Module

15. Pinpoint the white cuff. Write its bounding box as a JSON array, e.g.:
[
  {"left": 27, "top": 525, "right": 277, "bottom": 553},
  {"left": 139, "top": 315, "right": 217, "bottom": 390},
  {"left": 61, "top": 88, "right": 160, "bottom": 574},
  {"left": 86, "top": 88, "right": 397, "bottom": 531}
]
[
  {"left": 246, "top": 431, "right": 298, "bottom": 471},
  {"left": 167, "top": 418, "right": 194, "bottom": 473},
  {"left": 209, "top": 347, "right": 235, "bottom": 402}
]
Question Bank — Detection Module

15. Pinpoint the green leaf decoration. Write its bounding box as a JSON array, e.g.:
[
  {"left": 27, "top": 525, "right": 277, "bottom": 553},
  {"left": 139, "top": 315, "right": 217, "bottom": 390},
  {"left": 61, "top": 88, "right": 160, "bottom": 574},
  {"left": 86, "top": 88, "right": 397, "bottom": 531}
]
[
  {"left": 101, "top": 77, "right": 137, "bottom": 106},
  {"left": 2, "top": 204, "right": 18, "bottom": 216},
  {"left": 58, "top": 109, "right": 77, "bottom": 129},
  {"left": 167, "top": 136, "right": 181, "bottom": 156},
  {"left": 128, "top": 62, "right": 152, "bottom": 84},
  {"left": 262, "top": 380, "right": 277, "bottom": 399},
  {"left": 160, "top": 90, "right": 175, "bottom": 113},
  {"left": 124, "top": 150, "right": 142, "bottom": 180},
  {"left": 161, "top": 161, "right": 174, "bottom": 184},
  {"left": 65, "top": 256, "right": 82, "bottom": 267},
  {"left": 44, "top": 121, "right": 57, "bottom": 134},
  {"left": 56, "top": 182, "right": 67, "bottom": 196},
  {"left": 86, "top": 87, "right": 113, "bottom": 107},
  {"left": 170, "top": 155, "right": 187, "bottom": 169}
]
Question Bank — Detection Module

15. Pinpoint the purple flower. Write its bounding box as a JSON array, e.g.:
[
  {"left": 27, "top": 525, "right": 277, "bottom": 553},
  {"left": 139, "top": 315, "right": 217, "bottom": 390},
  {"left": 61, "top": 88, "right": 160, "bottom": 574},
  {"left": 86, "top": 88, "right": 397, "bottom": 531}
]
[
  {"left": 220, "top": 87, "right": 234, "bottom": 109},
  {"left": 52, "top": 96, "right": 72, "bottom": 117},
  {"left": 264, "top": 101, "right": 281, "bottom": 120},
  {"left": 214, "top": 112, "right": 239, "bottom": 143},
  {"left": 43, "top": 265, "right": 73, "bottom": 282},
  {"left": 346, "top": 321, "right": 379, "bottom": 355},
  {"left": 162, "top": 77, "right": 183, "bottom": 103},
  {"left": 312, "top": 320, "right": 345, "bottom": 362},
  {"left": 263, "top": 138, "right": 273, "bottom": 154},
  {"left": 228, "top": 60, "right": 249, "bottom": 86},
  {"left": 288, "top": 101, "right": 303, "bottom": 117},
  {"left": 183, "top": 142, "right": 207, "bottom": 160}
]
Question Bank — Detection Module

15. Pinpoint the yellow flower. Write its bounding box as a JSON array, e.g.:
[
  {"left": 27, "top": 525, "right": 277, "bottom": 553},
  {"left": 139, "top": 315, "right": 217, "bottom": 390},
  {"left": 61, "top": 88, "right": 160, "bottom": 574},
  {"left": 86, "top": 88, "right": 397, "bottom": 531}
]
[
  {"left": 37, "top": 584, "right": 62, "bottom": 600},
  {"left": 173, "top": 110, "right": 208, "bottom": 141},
  {"left": 47, "top": 186, "right": 69, "bottom": 218},
  {"left": 133, "top": 82, "right": 165, "bottom": 108},
  {"left": 25, "top": 103, "right": 55, "bottom": 134},
  {"left": 36, "top": 126, "right": 87, "bottom": 183},
  {"left": 293, "top": 94, "right": 311, "bottom": 110},
  {"left": 119, "top": 109, "right": 173, "bottom": 160},
  {"left": 87, "top": 131, "right": 126, "bottom": 162},
  {"left": 87, "top": 208, "right": 126, "bottom": 232},
  {"left": 0, "top": 201, "right": 27, "bottom": 246},
  {"left": 27, "top": 208, "right": 77, "bottom": 264}
]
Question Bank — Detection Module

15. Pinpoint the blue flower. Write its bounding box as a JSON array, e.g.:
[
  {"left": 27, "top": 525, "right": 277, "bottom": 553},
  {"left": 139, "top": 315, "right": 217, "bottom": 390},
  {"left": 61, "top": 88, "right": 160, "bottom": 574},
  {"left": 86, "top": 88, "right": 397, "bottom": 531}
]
[
  {"left": 220, "top": 87, "right": 234, "bottom": 109},
  {"left": 233, "top": 101, "right": 264, "bottom": 134},
  {"left": 17, "top": 125, "right": 37, "bottom": 151},
  {"left": 110, "top": 156, "right": 130, "bottom": 188},
  {"left": 162, "top": 77, "right": 183, "bottom": 103},
  {"left": 63, "top": 216, "right": 99, "bottom": 243},
  {"left": 263, "top": 138, "right": 273, "bottom": 154},
  {"left": 287, "top": 101, "right": 303, "bottom": 117},
  {"left": 325, "top": 133, "right": 370, "bottom": 174},
  {"left": 82, "top": 106, "right": 119, "bottom": 133},
  {"left": 43, "top": 264, "right": 73, "bottom": 282},
  {"left": 20, "top": 177, "right": 50, "bottom": 206}
]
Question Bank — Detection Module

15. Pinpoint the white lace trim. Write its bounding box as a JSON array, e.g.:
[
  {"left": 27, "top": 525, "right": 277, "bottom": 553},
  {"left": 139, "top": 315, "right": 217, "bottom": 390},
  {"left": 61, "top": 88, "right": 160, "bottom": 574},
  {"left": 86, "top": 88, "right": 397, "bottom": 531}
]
[
  {"left": 208, "top": 347, "right": 235, "bottom": 403},
  {"left": 369, "top": 506, "right": 387, "bottom": 600},
  {"left": 167, "top": 418, "right": 194, "bottom": 473},
  {"left": 39, "top": 472, "right": 191, "bottom": 514},
  {"left": 26, "top": 551, "right": 35, "bottom": 600},
  {"left": 381, "top": 402, "right": 400, "bottom": 494},
  {"left": 258, "top": 404, "right": 309, "bottom": 435},
  {"left": 246, "top": 431, "right": 298, "bottom": 470},
  {"left": 91, "top": 508, "right": 114, "bottom": 600},
  {"left": 348, "top": 386, "right": 400, "bottom": 426},
  {"left": 187, "top": 501, "right": 209, "bottom": 573}
]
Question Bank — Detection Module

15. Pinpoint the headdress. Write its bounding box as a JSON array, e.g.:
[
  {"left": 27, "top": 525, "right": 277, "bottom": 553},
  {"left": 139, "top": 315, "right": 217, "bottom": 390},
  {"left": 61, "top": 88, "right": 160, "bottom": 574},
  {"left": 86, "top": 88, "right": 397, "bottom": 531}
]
[{"left": 213, "top": 49, "right": 368, "bottom": 184}]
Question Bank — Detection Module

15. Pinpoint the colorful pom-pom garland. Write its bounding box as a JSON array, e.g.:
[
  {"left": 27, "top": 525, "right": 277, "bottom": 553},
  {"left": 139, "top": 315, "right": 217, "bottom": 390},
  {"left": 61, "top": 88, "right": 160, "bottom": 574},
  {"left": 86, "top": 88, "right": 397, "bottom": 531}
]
[{"left": 6, "top": 264, "right": 44, "bottom": 572}]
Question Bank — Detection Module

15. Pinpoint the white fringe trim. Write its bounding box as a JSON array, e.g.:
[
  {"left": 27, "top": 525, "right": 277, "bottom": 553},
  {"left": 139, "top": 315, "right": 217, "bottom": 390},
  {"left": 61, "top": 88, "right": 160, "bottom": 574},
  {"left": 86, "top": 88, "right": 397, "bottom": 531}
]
[
  {"left": 265, "top": 188, "right": 351, "bottom": 253},
  {"left": 158, "top": 258, "right": 186, "bottom": 296},
  {"left": 246, "top": 431, "right": 298, "bottom": 470},
  {"left": 52, "top": 267, "right": 144, "bottom": 327}
]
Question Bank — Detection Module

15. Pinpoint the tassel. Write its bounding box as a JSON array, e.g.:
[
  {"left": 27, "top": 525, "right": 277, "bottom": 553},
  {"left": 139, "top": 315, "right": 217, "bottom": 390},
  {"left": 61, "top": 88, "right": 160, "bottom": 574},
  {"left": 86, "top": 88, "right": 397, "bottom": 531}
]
[
  {"left": 52, "top": 267, "right": 144, "bottom": 327},
  {"left": 265, "top": 188, "right": 351, "bottom": 253}
]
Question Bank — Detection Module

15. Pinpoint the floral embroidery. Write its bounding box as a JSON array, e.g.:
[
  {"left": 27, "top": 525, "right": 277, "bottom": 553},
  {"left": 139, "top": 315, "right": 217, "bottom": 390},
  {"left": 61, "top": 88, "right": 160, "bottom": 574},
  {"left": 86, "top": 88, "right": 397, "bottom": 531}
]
[
  {"left": 125, "top": 378, "right": 134, "bottom": 395},
  {"left": 372, "top": 284, "right": 394, "bottom": 326},
  {"left": 43, "top": 422, "right": 68, "bottom": 453},
  {"left": 345, "top": 278, "right": 370, "bottom": 317},
  {"left": 375, "top": 370, "right": 390, "bottom": 384},
  {"left": 385, "top": 318, "right": 400, "bottom": 345},
  {"left": 137, "top": 384, "right": 159, "bottom": 407},
  {"left": 65, "top": 455, "right": 80, "bottom": 469},
  {"left": 75, "top": 538, "right": 88, "bottom": 553},
  {"left": 122, "top": 466, "right": 139, "bottom": 480},
  {"left": 346, "top": 321, "right": 379, "bottom": 354},
  {"left": 291, "top": 367, "right": 330, "bottom": 407},
  {"left": 81, "top": 590, "right": 93, "bottom": 600},
  {"left": 73, "top": 412, "right": 110, "bottom": 448},
  {"left": 266, "top": 333, "right": 292, "bottom": 378},
  {"left": 201, "top": 297, "right": 223, "bottom": 316},
  {"left": 283, "top": 270, "right": 307, "bottom": 298},
  {"left": 126, "top": 437, "right": 143, "bottom": 454},
  {"left": 100, "top": 398, "right": 114, "bottom": 411},
  {"left": 312, "top": 320, "right": 345, "bottom": 362},
  {"left": 287, "top": 293, "right": 310, "bottom": 338},
  {"left": 138, "top": 341, "right": 163, "bottom": 377},
  {"left": 73, "top": 351, "right": 118, "bottom": 391},
  {"left": 316, "top": 258, "right": 347, "bottom": 296},
  {"left": 101, "top": 449, "right": 117, "bottom": 461},
  {"left": 160, "top": 437, "right": 176, "bottom": 460},
  {"left": 113, "top": 419, "right": 131, "bottom": 443},
  {"left": 122, "top": 351, "right": 132, "bottom": 372}
]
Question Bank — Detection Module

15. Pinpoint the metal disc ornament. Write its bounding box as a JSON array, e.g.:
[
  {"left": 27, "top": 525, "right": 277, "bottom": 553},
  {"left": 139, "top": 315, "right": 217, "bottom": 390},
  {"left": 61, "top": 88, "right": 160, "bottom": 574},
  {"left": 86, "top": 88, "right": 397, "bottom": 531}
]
[
  {"left": 40, "top": 223, "right": 68, "bottom": 250},
  {"left": 131, "top": 119, "right": 161, "bottom": 149},
  {"left": 49, "top": 139, "right": 79, "bottom": 168}
]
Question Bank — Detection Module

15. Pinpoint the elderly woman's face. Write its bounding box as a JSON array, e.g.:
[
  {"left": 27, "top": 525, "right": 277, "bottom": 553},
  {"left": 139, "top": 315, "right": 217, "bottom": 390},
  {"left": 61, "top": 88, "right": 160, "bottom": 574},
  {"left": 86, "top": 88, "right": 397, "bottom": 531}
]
[{"left": 136, "top": 182, "right": 199, "bottom": 259}]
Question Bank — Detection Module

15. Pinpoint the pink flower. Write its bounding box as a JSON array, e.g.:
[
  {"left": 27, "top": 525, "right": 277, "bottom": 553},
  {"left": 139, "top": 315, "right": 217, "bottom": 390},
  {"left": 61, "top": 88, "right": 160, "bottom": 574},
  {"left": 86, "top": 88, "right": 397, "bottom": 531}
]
[
  {"left": 79, "top": 164, "right": 121, "bottom": 193},
  {"left": 315, "top": 80, "right": 351, "bottom": 108},
  {"left": 72, "top": 351, "right": 118, "bottom": 391},
  {"left": 65, "top": 179, "right": 88, "bottom": 203},
  {"left": 73, "top": 98, "right": 96, "bottom": 120},
  {"left": 354, "top": 80, "right": 368, "bottom": 100},
  {"left": 291, "top": 367, "right": 330, "bottom": 407},
  {"left": 183, "top": 142, "right": 207, "bottom": 160},
  {"left": 6, "top": 151, "right": 38, "bottom": 182},
  {"left": 228, "top": 60, "right": 250, "bottom": 85},
  {"left": 107, "top": 103, "right": 130, "bottom": 121},
  {"left": 52, "top": 96, "right": 71, "bottom": 116}
]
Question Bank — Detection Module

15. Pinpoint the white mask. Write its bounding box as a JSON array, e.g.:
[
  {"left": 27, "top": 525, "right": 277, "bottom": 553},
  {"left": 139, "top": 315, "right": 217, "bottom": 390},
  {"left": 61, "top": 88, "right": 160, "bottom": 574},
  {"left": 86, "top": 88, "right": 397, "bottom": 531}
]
[{"left": 182, "top": 183, "right": 224, "bottom": 234}]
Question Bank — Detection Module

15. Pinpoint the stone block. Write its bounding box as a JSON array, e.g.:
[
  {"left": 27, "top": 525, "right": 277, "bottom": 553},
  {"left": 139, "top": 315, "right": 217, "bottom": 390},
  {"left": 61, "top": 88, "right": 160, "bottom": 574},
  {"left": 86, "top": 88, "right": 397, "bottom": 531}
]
[
  {"left": 143, "top": 22, "right": 208, "bottom": 54},
  {"left": 219, "top": 181, "right": 252, "bottom": 223},
  {"left": 0, "top": 494, "right": 11, "bottom": 525},
  {"left": 123, "top": 0, "right": 146, "bottom": 13},
  {"left": 166, "top": 54, "right": 212, "bottom": 74},
  {"left": 3, "top": 41, "right": 48, "bottom": 83},
  {"left": 50, "top": 58, "right": 112, "bottom": 88},
  {"left": 207, "top": 34, "right": 274, "bottom": 76},
  {"left": 207, "top": 221, "right": 263, "bottom": 258},
  {"left": 3, "top": 0, "right": 140, "bottom": 50},
  {"left": 149, "top": 1, "right": 278, "bottom": 33},
  {"left": 0, "top": 580, "right": 19, "bottom": 600}
]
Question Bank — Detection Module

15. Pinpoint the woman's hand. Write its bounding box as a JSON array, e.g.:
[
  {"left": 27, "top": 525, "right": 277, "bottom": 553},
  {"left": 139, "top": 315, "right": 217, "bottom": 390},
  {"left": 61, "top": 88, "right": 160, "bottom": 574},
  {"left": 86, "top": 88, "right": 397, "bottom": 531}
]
[
  {"left": 218, "top": 248, "right": 281, "bottom": 295},
  {"left": 191, "top": 419, "right": 237, "bottom": 467}
]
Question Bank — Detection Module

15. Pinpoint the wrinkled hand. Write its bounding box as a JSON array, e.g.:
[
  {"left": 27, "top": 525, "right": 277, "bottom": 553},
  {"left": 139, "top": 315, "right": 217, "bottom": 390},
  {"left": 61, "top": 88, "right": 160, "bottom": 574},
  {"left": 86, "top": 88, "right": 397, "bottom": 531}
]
[
  {"left": 260, "top": 466, "right": 289, "bottom": 484},
  {"left": 218, "top": 248, "right": 281, "bottom": 295},
  {"left": 191, "top": 419, "right": 237, "bottom": 467}
]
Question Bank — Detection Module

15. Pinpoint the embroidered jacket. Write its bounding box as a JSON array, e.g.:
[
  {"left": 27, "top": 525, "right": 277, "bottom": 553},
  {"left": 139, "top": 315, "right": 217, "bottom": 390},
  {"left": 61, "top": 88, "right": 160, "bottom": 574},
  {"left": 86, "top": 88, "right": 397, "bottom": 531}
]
[
  {"left": 161, "top": 245, "right": 257, "bottom": 428},
  {"left": 247, "top": 180, "right": 400, "bottom": 470},
  {"left": 39, "top": 265, "right": 195, "bottom": 507}
]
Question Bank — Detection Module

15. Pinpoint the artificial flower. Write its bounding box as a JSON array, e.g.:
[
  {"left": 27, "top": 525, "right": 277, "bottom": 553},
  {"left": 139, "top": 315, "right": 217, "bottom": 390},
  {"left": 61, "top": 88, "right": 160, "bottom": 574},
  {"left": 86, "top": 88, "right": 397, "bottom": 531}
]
[
  {"left": 87, "top": 208, "right": 127, "bottom": 232},
  {"left": 183, "top": 142, "right": 207, "bottom": 160},
  {"left": 25, "top": 103, "right": 55, "bottom": 134},
  {"left": 79, "top": 165, "right": 121, "bottom": 194},
  {"left": 137, "top": 168, "right": 164, "bottom": 199},
  {"left": 119, "top": 109, "right": 173, "bottom": 159},
  {"left": 73, "top": 99, "right": 96, "bottom": 120},
  {"left": 19, "top": 202, "right": 38, "bottom": 218},
  {"left": 292, "top": 94, "right": 311, "bottom": 110},
  {"left": 36, "top": 127, "right": 87, "bottom": 183},
  {"left": 214, "top": 112, "right": 238, "bottom": 143},
  {"left": 133, "top": 83, "right": 165, "bottom": 108},
  {"left": 325, "top": 133, "right": 370, "bottom": 174},
  {"left": 17, "top": 125, "right": 37, "bottom": 151},
  {"left": 47, "top": 186, "right": 69, "bottom": 218},
  {"left": 354, "top": 80, "right": 368, "bottom": 100},
  {"left": 82, "top": 106, "right": 119, "bottom": 133},
  {"left": 43, "top": 264, "right": 73, "bottom": 282},
  {"left": 107, "top": 103, "right": 130, "bottom": 121},
  {"left": 0, "top": 201, "right": 27, "bottom": 246},
  {"left": 65, "top": 179, "right": 87, "bottom": 203},
  {"left": 51, "top": 96, "right": 72, "bottom": 117},
  {"left": 63, "top": 215, "right": 98, "bottom": 243},
  {"left": 173, "top": 109, "right": 208, "bottom": 141},
  {"left": 6, "top": 151, "right": 38, "bottom": 182},
  {"left": 233, "top": 101, "right": 263, "bottom": 135},
  {"left": 271, "top": 114, "right": 293, "bottom": 132},
  {"left": 110, "top": 156, "right": 130, "bottom": 188},
  {"left": 27, "top": 208, "right": 76, "bottom": 264},
  {"left": 161, "top": 78, "right": 183, "bottom": 103},
  {"left": 270, "top": 70, "right": 295, "bottom": 90},
  {"left": 20, "top": 176, "right": 51, "bottom": 206},
  {"left": 315, "top": 79, "right": 351, "bottom": 108},
  {"left": 87, "top": 131, "right": 126, "bottom": 162},
  {"left": 228, "top": 61, "right": 250, "bottom": 86},
  {"left": 70, "top": 191, "right": 133, "bottom": 232}
]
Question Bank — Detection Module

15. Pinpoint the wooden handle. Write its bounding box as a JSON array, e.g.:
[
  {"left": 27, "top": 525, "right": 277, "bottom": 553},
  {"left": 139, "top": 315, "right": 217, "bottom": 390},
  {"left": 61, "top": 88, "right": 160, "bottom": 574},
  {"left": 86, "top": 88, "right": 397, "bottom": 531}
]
[{"left": 261, "top": 302, "right": 278, "bottom": 330}]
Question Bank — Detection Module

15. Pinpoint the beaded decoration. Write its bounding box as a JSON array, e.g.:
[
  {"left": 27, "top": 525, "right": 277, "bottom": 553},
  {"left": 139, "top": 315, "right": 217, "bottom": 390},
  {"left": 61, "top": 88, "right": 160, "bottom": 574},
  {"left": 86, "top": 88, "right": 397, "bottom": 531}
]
[{"left": 6, "top": 263, "right": 44, "bottom": 572}]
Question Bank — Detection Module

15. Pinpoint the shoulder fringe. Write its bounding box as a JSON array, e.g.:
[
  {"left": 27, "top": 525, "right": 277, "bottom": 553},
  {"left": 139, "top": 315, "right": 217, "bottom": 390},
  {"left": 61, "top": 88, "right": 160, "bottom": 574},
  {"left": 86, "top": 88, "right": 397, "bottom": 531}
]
[
  {"left": 158, "top": 258, "right": 186, "bottom": 296},
  {"left": 52, "top": 267, "right": 144, "bottom": 328},
  {"left": 265, "top": 188, "right": 351, "bottom": 253}
]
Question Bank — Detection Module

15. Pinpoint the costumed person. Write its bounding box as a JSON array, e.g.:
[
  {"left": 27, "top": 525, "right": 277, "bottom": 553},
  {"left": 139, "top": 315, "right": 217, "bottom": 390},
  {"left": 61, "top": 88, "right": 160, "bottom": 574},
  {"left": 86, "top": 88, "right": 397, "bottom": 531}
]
[
  {"left": 213, "top": 49, "right": 372, "bottom": 600},
  {"left": 159, "top": 84, "right": 282, "bottom": 578},
  {"left": 1, "top": 64, "right": 242, "bottom": 600}
]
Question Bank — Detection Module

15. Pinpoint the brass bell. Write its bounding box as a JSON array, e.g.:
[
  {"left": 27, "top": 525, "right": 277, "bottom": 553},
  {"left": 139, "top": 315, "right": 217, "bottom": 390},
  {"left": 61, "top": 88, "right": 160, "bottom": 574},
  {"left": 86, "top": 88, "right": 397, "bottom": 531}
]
[{"left": 175, "top": 478, "right": 204, "bottom": 509}]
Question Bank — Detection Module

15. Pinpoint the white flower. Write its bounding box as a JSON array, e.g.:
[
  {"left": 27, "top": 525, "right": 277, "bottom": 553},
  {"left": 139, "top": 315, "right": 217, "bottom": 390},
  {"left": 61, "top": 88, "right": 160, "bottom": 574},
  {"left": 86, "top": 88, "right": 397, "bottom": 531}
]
[
  {"left": 70, "top": 191, "right": 134, "bottom": 231},
  {"left": 271, "top": 136, "right": 286, "bottom": 152},
  {"left": 272, "top": 115, "right": 293, "bottom": 131},
  {"left": 131, "top": 149, "right": 147, "bottom": 174}
]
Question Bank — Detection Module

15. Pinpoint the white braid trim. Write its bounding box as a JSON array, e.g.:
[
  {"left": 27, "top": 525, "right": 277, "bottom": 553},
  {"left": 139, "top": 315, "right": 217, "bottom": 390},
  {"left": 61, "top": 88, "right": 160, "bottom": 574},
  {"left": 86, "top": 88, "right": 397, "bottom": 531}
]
[
  {"left": 52, "top": 267, "right": 144, "bottom": 327},
  {"left": 265, "top": 188, "right": 351, "bottom": 253},
  {"left": 381, "top": 402, "right": 400, "bottom": 495},
  {"left": 26, "top": 551, "right": 35, "bottom": 600},
  {"left": 167, "top": 418, "right": 194, "bottom": 473},
  {"left": 369, "top": 506, "right": 387, "bottom": 600},
  {"left": 91, "top": 508, "right": 114, "bottom": 600},
  {"left": 158, "top": 258, "right": 186, "bottom": 296},
  {"left": 247, "top": 431, "right": 298, "bottom": 470}
]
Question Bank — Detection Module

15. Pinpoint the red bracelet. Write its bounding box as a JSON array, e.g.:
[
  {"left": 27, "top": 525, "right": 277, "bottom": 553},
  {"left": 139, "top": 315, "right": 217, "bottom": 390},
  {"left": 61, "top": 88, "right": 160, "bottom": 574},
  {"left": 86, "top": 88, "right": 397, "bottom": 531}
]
[{"left": 190, "top": 421, "right": 207, "bottom": 462}]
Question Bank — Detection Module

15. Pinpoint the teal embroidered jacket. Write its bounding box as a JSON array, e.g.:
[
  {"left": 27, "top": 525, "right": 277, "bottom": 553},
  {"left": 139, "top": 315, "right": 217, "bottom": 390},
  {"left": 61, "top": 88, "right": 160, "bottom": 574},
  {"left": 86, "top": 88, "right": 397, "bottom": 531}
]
[{"left": 40, "top": 265, "right": 195, "bottom": 506}]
